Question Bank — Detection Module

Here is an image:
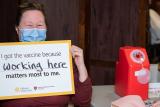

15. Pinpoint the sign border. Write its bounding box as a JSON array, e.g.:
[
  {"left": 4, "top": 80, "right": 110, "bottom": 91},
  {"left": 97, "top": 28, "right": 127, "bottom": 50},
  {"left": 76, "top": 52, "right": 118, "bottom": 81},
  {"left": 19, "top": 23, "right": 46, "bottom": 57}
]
[{"left": 0, "top": 40, "right": 75, "bottom": 100}]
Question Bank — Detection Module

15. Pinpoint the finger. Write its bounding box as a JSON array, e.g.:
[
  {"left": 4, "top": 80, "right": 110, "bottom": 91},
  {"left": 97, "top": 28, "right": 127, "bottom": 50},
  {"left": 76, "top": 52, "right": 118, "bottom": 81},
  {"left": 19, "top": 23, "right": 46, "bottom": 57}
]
[
  {"left": 72, "top": 51, "right": 82, "bottom": 58},
  {"left": 71, "top": 47, "right": 83, "bottom": 55},
  {"left": 72, "top": 45, "right": 81, "bottom": 50},
  {"left": 71, "top": 45, "right": 83, "bottom": 52}
]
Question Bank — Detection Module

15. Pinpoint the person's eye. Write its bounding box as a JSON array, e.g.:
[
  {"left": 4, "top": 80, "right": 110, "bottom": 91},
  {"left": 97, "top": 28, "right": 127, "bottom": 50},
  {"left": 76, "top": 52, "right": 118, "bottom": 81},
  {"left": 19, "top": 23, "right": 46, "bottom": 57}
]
[
  {"left": 27, "top": 25, "right": 33, "bottom": 27},
  {"left": 38, "top": 24, "right": 43, "bottom": 26}
]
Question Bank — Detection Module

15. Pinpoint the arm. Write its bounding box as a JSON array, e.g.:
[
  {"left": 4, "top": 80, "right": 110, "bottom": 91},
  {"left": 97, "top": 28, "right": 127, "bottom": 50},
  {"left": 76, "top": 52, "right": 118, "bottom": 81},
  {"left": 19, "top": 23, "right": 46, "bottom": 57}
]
[{"left": 70, "top": 45, "right": 92, "bottom": 107}]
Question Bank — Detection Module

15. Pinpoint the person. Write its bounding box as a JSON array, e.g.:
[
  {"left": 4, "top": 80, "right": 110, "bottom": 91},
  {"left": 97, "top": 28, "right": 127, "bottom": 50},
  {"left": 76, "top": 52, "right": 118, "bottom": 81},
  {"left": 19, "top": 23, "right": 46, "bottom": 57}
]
[{"left": 0, "top": 1, "right": 92, "bottom": 107}]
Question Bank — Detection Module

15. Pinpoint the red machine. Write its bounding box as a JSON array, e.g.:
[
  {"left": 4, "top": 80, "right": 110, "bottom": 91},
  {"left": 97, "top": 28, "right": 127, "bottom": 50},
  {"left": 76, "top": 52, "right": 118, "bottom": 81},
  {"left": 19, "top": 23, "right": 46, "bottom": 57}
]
[{"left": 115, "top": 46, "right": 150, "bottom": 100}]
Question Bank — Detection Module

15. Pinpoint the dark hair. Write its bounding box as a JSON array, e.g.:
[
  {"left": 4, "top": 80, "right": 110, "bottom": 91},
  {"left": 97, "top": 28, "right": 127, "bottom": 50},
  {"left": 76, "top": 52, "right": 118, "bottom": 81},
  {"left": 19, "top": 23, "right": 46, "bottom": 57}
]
[{"left": 16, "top": 0, "right": 47, "bottom": 26}]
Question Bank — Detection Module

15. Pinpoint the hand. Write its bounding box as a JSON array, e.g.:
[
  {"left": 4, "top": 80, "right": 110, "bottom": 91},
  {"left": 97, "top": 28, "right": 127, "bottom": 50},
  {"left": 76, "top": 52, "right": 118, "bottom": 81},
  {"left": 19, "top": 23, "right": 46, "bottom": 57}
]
[
  {"left": 153, "top": 101, "right": 160, "bottom": 107},
  {"left": 71, "top": 45, "right": 88, "bottom": 82},
  {"left": 111, "top": 95, "right": 146, "bottom": 107}
]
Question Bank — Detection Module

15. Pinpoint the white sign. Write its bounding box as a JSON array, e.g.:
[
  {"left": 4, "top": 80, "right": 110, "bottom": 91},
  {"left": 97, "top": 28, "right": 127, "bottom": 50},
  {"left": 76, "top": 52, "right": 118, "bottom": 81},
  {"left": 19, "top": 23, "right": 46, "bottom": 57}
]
[
  {"left": 149, "top": 83, "right": 160, "bottom": 98},
  {"left": 0, "top": 40, "right": 75, "bottom": 100}
]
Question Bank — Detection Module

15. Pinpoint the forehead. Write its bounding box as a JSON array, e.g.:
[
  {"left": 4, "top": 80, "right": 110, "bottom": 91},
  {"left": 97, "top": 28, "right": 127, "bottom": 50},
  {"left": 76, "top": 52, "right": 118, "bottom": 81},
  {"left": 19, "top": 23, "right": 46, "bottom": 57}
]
[{"left": 20, "top": 10, "right": 45, "bottom": 23}]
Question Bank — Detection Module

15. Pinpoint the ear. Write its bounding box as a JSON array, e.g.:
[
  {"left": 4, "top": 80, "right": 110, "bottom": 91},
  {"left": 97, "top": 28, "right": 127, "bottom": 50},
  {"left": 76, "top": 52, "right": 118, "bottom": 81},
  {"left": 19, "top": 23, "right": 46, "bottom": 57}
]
[
  {"left": 15, "top": 26, "right": 20, "bottom": 41},
  {"left": 15, "top": 26, "right": 19, "bottom": 34}
]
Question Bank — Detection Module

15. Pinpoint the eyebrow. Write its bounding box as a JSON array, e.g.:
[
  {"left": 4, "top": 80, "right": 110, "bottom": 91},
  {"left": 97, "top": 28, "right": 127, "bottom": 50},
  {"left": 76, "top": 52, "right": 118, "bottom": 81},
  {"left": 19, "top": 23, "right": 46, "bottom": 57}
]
[
  {"left": 24, "top": 21, "right": 33, "bottom": 24},
  {"left": 25, "top": 21, "right": 45, "bottom": 24}
]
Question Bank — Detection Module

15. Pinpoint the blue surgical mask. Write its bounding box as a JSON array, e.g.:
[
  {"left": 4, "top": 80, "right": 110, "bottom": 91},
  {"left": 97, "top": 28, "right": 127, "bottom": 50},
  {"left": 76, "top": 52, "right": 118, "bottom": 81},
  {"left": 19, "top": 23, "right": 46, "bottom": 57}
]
[{"left": 19, "top": 28, "right": 47, "bottom": 42}]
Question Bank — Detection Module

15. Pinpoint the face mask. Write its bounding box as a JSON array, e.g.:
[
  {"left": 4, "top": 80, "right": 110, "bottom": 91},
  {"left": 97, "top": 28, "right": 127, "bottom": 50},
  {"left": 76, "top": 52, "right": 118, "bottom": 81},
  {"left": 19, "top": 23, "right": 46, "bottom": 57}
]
[{"left": 19, "top": 28, "right": 47, "bottom": 42}]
